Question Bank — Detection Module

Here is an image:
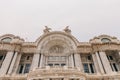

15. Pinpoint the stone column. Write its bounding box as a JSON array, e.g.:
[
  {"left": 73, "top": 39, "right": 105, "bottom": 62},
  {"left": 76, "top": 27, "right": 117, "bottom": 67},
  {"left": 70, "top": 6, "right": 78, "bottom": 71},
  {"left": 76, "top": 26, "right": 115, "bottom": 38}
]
[
  {"left": 71, "top": 54, "right": 74, "bottom": 68},
  {"left": 99, "top": 51, "right": 113, "bottom": 74},
  {"left": 30, "top": 53, "right": 40, "bottom": 71},
  {"left": 12, "top": 53, "right": 22, "bottom": 74},
  {"left": 95, "top": 52, "right": 105, "bottom": 74},
  {"left": 66, "top": 56, "right": 69, "bottom": 66},
  {"left": 42, "top": 55, "right": 46, "bottom": 67},
  {"left": 39, "top": 54, "right": 43, "bottom": 68},
  {"left": 68, "top": 55, "right": 71, "bottom": 67},
  {"left": 0, "top": 51, "right": 14, "bottom": 75},
  {"left": 7, "top": 52, "right": 18, "bottom": 74},
  {"left": 92, "top": 53, "right": 100, "bottom": 74},
  {"left": 74, "top": 53, "right": 83, "bottom": 72}
]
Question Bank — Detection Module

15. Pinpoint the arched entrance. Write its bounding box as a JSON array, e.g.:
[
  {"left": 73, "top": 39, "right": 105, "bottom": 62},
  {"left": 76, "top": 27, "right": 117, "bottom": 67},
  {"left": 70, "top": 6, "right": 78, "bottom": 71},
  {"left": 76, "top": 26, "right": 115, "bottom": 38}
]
[{"left": 37, "top": 32, "right": 78, "bottom": 68}]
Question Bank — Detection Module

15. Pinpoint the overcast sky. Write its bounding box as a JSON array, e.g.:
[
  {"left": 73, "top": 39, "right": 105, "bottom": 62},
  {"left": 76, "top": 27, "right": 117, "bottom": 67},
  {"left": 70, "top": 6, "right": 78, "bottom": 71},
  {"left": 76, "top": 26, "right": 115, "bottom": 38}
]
[{"left": 0, "top": 0, "right": 120, "bottom": 42}]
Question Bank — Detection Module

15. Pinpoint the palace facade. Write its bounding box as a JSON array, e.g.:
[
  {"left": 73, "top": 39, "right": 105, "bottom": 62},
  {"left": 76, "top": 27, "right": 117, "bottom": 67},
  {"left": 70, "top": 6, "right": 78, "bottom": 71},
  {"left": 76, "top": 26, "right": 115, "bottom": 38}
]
[{"left": 0, "top": 27, "right": 120, "bottom": 80}]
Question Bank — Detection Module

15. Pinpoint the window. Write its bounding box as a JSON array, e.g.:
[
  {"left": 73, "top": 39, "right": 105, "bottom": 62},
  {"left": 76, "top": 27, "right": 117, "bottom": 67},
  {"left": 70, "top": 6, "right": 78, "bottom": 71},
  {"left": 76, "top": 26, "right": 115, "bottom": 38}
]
[
  {"left": 48, "top": 64, "right": 53, "bottom": 66},
  {"left": 107, "top": 53, "right": 119, "bottom": 72},
  {"left": 0, "top": 55, "right": 4, "bottom": 60},
  {"left": 81, "top": 54, "right": 95, "bottom": 74},
  {"left": 101, "top": 38, "right": 111, "bottom": 43},
  {"left": 107, "top": 55, "right": 113, "bottom": 60},
  {"left": 61, "top": 63, "right": 66, "bottom": 66},
  {"left": 1, "top": 37, "right": 12, "bottom": 42},
  {"left": 27, "top": 56, "right": 30, "bottom": 60},
  {"left": 87, "top": 55, "right": 92, "bottom": 61},
  {"left": 24, "top": 64, "right": 31, "bottom": 73},
  {"left": 47, "top": 56, "right": 66, "bottom": 67},
  {"left": 17, "top": 54, "right": 33, "bottom": 74},
  {"left": 18, "top": 64, "right": 24, "bottom": 74},
  {"left": 83, "top": 64, "right": 89, "bottom": 73}
]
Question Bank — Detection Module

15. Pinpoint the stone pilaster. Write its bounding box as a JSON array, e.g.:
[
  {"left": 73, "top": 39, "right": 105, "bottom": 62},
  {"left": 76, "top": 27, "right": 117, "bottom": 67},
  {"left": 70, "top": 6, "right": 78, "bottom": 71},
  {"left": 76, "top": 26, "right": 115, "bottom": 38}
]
[
  {"left": 74, "top": 53, "right": 83, "bottom": 72},
  {"left": 39, "top": 54, "right": 43, "bottom": 68},
  {"left": 30, "top": 53, "right": 40, "bottom": 71},
  {"left": 68, "top": 55, "right": 71, "bottom": 67},
  {"left": 66, "top": 56, "right": 69, "bottom": 66},
  {"left": 99, "top": 51, "right": 113, "bottom": 74},
  {"left": 7, "top": 52, "right": 18, "bottom": 74},
  {"left": 95, "top": 52, "right": 105, "bottom": 74},
  {"left": 92, "top": 53, "right": 100, "bottom": 74},
  {"left": 0, "top": 51, "right": 14, "bottom": 75},
  {"left": 42, "top": 55, "right": 46, "bottom": 67},
  {"left": 71, "top": 54, "right": 74, "bottom": 68}
]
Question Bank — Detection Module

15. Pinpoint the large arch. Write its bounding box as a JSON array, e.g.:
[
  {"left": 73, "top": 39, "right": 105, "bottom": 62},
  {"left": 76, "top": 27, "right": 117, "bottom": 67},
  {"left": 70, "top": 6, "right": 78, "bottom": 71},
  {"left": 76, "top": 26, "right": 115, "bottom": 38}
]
[{"left": 36, "top": 31, "right": 79, "bottom": 56}]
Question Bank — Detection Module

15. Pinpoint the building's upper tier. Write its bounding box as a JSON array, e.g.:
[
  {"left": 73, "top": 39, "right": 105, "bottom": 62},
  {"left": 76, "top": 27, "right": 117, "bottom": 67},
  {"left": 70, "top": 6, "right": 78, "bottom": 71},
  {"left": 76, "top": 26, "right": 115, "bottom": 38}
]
[{"left": 0, "top": 27, "right": 120, "bottom": 53}]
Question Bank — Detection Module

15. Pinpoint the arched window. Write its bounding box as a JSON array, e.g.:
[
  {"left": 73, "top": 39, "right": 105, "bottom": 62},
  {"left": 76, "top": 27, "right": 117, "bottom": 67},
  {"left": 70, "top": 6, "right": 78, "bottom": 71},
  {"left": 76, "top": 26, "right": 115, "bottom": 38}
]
[
  {"left": 101, "top": 38, "right": 111, "bottom": 43},
  {"left": 1, "top": 37, "right": 12, "bottom": 42}
]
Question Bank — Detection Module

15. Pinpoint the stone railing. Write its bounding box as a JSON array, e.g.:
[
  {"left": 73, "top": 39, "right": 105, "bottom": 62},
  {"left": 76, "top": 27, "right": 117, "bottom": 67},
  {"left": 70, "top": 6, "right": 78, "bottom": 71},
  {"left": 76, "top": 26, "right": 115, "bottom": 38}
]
[{"left": 28, "top": 66, "right": 86, "bottom": 80}]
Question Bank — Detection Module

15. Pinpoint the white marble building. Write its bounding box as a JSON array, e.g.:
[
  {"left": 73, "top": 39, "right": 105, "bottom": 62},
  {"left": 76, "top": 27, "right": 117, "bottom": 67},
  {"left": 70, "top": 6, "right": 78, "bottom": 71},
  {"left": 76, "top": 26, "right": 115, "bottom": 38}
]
[{"left": 0, "top": 27, "right": 120, "bottom": 80}]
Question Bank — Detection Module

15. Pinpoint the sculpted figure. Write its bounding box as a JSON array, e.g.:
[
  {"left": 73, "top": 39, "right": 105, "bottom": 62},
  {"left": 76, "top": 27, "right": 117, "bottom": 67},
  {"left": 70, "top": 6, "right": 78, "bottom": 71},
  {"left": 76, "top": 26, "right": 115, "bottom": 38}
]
[
  {"left": 43, "top": 26, "right": 51, "bottom": 33},
  {"left": 64, "top": 26, "right": 71, "bottom": 34}
]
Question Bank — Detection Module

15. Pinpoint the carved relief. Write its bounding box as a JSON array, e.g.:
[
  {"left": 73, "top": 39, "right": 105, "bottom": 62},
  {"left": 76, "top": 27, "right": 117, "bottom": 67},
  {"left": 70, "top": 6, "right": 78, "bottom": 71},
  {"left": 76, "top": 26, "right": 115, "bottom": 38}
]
[{"left": 49, "top": 45, "right": 64, "bottom": 53}]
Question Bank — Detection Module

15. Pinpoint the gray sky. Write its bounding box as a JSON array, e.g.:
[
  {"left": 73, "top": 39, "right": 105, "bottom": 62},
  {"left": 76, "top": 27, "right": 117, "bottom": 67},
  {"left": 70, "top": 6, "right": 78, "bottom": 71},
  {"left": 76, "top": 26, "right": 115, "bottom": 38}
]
[{"left": 0, "top": 0, "right": 120, "bottom": 42}]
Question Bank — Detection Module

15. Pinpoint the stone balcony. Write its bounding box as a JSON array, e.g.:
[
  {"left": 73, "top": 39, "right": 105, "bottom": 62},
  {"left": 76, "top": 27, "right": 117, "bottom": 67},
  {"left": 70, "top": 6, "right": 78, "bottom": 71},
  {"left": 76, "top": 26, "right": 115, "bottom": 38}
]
[{"left": 27, "top": 66, "right": 86, "bottom": 80}]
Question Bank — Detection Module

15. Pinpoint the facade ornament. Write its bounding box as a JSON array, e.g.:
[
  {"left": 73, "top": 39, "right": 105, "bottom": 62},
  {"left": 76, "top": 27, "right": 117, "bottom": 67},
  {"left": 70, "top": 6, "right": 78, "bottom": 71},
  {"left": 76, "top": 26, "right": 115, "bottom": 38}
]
[
  {"left": 43, "top": 26, "right": 51, "bottom": 33},
  {"left": 63, "top": 26, "right": 71, "bottom": 34}
]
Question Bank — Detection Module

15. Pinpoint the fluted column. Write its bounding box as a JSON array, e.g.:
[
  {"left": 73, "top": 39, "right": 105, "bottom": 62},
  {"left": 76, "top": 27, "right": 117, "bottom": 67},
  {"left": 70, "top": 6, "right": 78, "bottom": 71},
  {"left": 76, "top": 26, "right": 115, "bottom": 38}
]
[
  {"left": 92, "top": 53, "right": 100, "bottom": 74},
  {"left": 95, "top": 52, "right": 105, "bottom": 74},
  {"left": 99, "top": 51, "right": 112, "bottom": 74},
  {"left": 0, "top": 51, "right": 14, "bottom": 75},
  {"left": 74, "top": 53, "right": 83, "bottom": 71},
  {"left": 7, "top": 52, "right": 18, "bottom": 74},
  {"left": 30, "top": 53, "right": 40, "bottom": 71},
  {"left": 12, "top": 53, "right": 22, "bottom": 74}
]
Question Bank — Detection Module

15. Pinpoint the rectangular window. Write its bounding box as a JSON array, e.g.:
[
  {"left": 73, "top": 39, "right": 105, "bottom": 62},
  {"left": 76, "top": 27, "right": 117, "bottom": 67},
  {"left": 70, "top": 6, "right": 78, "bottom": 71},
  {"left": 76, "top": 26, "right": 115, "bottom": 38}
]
[
  {"left": 17, "top": 54, "right": 33, "bottom": 74},
  {"left": 90, "top": 64, "right": 95, "bottom": 73},
  {"left": 24, "top": 64, "right": 31, "bottom": 73},
  {"left": 48, "top": 64, "right": 53, "bottom": 66},
  {"left": 0, "top": 55, "right": 3, "bottom": 60},
  {"left": 107, "top": 55, "right": 114, "bottom": 60},
  {"left": 113, "top": 63, "right": 118, "bottom": 72},
  {"left": 87, "top": 55, "right": 92, "bottom": 61},
  {"left": 61, "top": 63, "right": 66, "bottom": 66},
  {"left": 19, "top": 64, "right": 24, "bottom": 74},
  {"left": 83, "top": 64, "right": 89, "bottom": 73},
  {"left": 54, "top": 64, "right": 59, "bottom": 66}
]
